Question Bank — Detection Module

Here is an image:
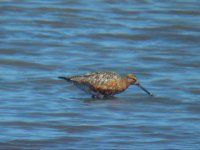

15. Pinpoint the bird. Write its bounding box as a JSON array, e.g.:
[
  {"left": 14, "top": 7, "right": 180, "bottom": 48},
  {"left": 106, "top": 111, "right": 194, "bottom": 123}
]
[{"left": 58, "top": 71, "right": 153, "bottom": 99}]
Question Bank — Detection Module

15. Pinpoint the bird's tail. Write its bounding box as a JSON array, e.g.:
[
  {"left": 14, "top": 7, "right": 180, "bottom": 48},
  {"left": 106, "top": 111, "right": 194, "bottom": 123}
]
[{"left": 58, "top": 76, "right": 72, "bottom": 81}]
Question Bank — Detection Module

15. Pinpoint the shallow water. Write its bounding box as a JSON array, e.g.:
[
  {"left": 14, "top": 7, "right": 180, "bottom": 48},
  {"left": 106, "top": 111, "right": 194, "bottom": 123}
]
[{"left": 0, "top": 0, "right": 200, "bottom": 149}]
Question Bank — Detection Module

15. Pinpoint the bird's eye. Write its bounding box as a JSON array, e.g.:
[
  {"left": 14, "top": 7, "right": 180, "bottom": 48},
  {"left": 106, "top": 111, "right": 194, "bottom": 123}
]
[
  {"left": 128, "top": 78, "right": 134, "bottom": 82},
  {"left": 128, "top": 77, "right": 137, "bottom": 83}
]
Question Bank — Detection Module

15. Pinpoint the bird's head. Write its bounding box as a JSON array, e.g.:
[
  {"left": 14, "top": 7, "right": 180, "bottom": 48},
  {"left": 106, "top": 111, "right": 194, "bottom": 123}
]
[
  {"left": 125, "top": 73, "right": 153, "bottom": 96},
  {"left": 126, "top": 73, "right": 138, "bottom": 84}
]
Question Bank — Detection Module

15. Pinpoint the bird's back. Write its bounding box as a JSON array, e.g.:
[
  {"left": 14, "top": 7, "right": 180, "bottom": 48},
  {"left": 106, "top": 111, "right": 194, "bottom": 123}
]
[{"left": 59, "top": 72, "right": 127, "bottom": 96}]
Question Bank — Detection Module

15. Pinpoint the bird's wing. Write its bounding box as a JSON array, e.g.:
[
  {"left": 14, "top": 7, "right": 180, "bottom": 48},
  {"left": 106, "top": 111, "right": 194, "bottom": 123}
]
[
  {"left": 63, "top": 72, "right": 121, "bottom": 90},
  {"left": 85, "top": 72, "right": 121, "bottom": 91}
]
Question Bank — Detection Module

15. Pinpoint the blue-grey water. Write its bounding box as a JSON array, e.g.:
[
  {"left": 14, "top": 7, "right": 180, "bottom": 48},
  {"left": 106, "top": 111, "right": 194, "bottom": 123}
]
[{"left": 0, "top": 0, "right": 200, "bottom": 149}]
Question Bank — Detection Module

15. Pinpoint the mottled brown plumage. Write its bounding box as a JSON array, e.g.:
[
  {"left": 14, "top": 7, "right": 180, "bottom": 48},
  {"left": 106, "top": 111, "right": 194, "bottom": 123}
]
[{"left": 59, "top": 71, "right": 153, "bottom": 99}]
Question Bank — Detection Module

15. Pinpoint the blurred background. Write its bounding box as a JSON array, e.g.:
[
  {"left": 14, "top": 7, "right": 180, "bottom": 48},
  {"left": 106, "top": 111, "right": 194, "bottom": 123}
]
[{"left": 0, "top": 0, "right": 200, "bottom": 149}]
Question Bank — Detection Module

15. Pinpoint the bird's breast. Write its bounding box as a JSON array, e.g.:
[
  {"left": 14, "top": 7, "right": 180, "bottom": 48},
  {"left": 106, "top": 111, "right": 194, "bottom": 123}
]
[{"left": 91, "top": 79, "right": 128, "bottom": 95}]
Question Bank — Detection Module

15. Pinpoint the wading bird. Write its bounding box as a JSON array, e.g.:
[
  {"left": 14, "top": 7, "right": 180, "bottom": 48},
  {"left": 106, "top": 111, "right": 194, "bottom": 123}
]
[{"left": 59, "top": 72, "right": 153, "bottom": 99}]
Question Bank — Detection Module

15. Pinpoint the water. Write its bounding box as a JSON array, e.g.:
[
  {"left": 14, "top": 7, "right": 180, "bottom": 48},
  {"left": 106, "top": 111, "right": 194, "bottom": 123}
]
[{"left": 0, "top": 0, "right": 200, "bottom": 149}]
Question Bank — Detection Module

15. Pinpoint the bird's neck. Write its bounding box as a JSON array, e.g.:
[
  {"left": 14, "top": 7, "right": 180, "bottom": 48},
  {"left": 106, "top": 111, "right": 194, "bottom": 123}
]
[{"left": 121, "top": 77, "right": 131, "bottom": 89}]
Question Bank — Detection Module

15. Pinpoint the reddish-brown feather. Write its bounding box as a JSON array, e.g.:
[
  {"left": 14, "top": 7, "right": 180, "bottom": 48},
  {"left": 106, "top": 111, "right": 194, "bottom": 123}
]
[{"left": 59, "top": 71, "right": 137, "bottom": 98}]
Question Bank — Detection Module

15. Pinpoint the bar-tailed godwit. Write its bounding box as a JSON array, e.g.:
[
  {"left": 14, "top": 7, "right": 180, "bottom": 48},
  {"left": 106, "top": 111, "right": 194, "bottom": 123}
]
[{"left": 59, "top": 72, "right": 153, "bottom": 99}]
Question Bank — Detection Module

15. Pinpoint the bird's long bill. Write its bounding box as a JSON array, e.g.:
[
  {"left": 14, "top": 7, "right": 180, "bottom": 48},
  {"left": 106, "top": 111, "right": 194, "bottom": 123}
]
[{"left": 136, "top": 83, "right": 153, "bottom": 96}]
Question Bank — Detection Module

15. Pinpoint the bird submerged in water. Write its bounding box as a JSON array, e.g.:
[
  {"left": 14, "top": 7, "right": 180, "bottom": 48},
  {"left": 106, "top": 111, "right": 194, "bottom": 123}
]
[{"left": 58, "top": 72, "right": 153, "bottom": 99}]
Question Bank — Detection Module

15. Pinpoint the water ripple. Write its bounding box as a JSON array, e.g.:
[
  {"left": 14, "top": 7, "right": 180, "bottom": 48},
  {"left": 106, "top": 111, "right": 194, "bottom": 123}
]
[{"left": 1, "top": 0, "right": 200, "bottom": 149}]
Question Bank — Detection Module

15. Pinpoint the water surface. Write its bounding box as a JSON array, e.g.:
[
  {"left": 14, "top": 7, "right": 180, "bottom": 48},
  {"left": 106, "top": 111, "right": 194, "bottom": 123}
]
[{"left": 0, "top": 0, "right": 200, "bottom": 149}]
